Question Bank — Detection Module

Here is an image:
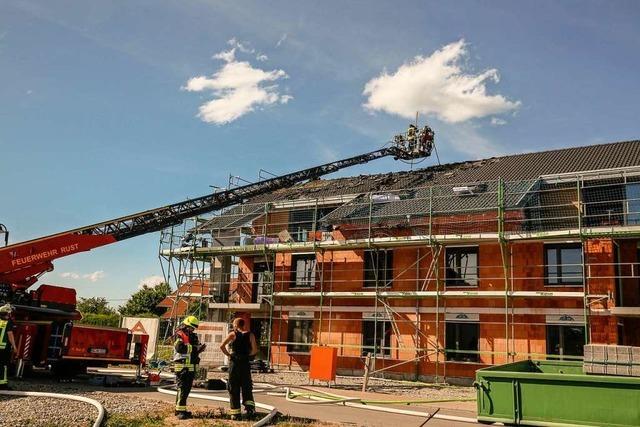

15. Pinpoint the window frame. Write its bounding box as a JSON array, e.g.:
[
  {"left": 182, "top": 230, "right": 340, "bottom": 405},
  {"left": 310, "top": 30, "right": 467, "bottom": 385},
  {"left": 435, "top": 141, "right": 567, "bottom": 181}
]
[
  {"left": 363, "top": 249, "right": 393, "bottom": 288},
  {"left": 290, "top": 253, "right": 317, "bottom": 289},
  {"left": 546, "top": 324, "right": 586, "bottom": 360},
  {"left": 361, "top": 319, "right": 392, "bottom": 357},
  {"left": 625, "top": 182, "right": 640, "bottom": 225},
  {"left": 287, "top": 319, "right": 313, "bottom": 353},
  {"left": 544, "top": 243, "right": 583, "bottom": 287},
  {"left": 444, "top": 246, "right": 479, "bottom": 287},
  {"left": 445, "top": 321, "right": 480, "bottom": 363}
]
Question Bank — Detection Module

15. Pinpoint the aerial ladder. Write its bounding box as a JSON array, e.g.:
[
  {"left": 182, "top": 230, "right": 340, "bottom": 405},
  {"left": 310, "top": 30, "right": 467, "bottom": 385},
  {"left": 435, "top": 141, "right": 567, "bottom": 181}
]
[{"left": 0, "top": 127, "right": 433, "bottom": 374}]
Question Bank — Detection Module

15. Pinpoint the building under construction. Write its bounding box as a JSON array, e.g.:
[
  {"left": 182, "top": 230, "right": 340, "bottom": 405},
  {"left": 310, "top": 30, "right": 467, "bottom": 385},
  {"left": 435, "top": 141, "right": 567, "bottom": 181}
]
[{"left": 160, "top": 139, "right": 640, "bottom": 383}]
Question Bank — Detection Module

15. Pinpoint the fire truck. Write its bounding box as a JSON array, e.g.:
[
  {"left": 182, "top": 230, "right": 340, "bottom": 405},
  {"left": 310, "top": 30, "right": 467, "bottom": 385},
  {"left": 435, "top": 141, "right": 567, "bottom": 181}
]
[{"left": 0, "top": 131, "right": 433, "bottom": 376}]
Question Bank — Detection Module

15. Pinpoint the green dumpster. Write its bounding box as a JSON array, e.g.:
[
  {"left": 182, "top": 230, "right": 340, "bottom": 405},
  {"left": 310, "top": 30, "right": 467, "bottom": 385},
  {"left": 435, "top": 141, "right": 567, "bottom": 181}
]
[{"left": 475, "top": 360, "right": 640, "bottom": 426}]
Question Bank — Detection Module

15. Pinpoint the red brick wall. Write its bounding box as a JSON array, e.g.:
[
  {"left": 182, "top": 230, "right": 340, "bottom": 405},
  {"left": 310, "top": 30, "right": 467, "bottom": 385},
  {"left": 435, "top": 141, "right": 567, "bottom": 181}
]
[{"left": 260, "top": 237, "right": 621, "bottom": 379}]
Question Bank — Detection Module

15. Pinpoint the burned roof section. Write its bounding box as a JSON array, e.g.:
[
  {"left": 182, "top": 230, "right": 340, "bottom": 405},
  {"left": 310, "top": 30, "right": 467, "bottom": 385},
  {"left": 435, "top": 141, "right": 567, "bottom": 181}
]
[
  {"left": 200, "top": 140, "right": 640, "bottom": 231},
  {"left": 254, "top": 139, "right": 640, "bottom": 201}
]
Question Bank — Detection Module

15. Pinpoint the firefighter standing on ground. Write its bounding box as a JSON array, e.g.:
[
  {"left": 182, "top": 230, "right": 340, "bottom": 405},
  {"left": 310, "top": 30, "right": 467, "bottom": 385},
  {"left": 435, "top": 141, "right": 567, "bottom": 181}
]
[
  {"left": 220, "top": 318, "right": 258, "bottom": 420},
  {"left": 0, "top": 304, "right": 18, "bottom": 390},
  {"left": 173, "top": 315, "right": 206, "bottom": 419}
]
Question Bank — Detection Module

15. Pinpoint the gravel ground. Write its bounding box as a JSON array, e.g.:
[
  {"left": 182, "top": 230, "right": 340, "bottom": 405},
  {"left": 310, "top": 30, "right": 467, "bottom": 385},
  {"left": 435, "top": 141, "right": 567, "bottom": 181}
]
[
  {"left": 208, "top": 369, "right": 476, "bottom": 400},
  {"left": 0, "top": 380, "right": 172, "bottom": 427},
  {"left": 0, "top": 370, "right": 474, "bottom": 426}
]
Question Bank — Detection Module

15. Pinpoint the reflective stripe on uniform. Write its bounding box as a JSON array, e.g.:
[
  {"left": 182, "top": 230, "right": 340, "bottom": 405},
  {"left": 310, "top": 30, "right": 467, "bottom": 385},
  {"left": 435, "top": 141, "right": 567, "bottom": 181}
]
[
  {"left": 0, "top": 320, "right": 7, "bottom": 350},
  {"left": 174, "top": 363, "right": 195, "bottom": 372},
  {"left": 0, "top": 366, "right": 7, "bottom": 385},
  {"left": 244, "top": 400, "right": 255, "bottom": 407},
  {"left": 228, "top": 408, "right": 241, "bottom": 414},
  {"left": 175, "top": 405, "right": 187, "bottom": 411}
]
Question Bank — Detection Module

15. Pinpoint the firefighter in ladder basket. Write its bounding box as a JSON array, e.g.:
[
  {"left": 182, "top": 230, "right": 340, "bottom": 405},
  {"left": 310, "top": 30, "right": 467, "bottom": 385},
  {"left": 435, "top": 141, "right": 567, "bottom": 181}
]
[
  {"left": 173, "top": 315, "right": 206, "bottom": 419},
  {"left": 406, "top": 124, "right": 418, "bottom": 152},
  {"left": 0, "top": 304, "right": 17, "bottom": 390},
  {"left": 220, "top": 317, "right": 258, "bottom": 420},
  {"left": 418, "top": 125, "right": 435, "bottom": 156}
]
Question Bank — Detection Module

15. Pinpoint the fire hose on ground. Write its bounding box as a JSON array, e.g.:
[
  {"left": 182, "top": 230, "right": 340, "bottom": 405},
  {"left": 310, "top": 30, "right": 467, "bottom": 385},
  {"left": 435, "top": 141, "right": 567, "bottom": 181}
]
[
  {"left": 157, "top": 383, "right": 279, "bottom": 427},
  {"left": 88, "top": 368, "right": 480, "bottom": 425},
  {"left": 268, "top": 386, "right": 479, "bottom": 424},
  {"left": 0, "top": 390, "right": 105, "bottom": 427}
]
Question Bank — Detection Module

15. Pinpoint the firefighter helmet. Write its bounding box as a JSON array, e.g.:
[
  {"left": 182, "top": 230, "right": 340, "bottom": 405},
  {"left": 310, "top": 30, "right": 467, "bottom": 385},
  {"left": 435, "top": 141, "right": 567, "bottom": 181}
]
[
  {"left": 182, "top": 315, "right": 199, "bottom": 328},
  {"left": 0, "top": 304, "right": 13, "bottom": 315}
]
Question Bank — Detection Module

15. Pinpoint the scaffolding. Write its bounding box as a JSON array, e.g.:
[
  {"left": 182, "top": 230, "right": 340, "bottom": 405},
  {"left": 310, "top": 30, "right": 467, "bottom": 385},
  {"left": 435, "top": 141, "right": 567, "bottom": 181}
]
[{"left": 158, "top": 166, "right": 640, "bottom": 381}]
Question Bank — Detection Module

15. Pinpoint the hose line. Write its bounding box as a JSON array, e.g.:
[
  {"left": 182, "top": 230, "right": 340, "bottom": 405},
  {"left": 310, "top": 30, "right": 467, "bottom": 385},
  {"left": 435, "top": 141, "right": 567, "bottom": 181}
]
[
  {"left": 157, "top": 385, "right": 278, "bottom": 427},
  {"left": 0, "top": 390, "right": 105, "bottom": 427},
  {"left": 277, "top": 386, "right": 478, "bottom": 424}
]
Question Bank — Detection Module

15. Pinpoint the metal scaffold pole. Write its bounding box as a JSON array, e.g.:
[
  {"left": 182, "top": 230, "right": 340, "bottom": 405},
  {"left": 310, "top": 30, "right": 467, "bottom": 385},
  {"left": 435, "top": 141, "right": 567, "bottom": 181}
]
[{"left": 498, "top": 178, "right": 511, "bottom": 362}]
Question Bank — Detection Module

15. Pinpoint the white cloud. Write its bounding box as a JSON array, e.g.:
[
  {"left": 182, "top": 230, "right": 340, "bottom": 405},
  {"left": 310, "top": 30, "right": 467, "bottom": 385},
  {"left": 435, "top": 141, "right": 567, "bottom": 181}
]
[
  {"left": 84, "top": 270, "right": 105, "bottom": 282},
  {"left": 491, "top": 117, "right": 507, "bottom": 126},
  {"left": 139, "top": 275, "right": 165, "bottom": 289},
  {"left": 363, "top": 40, "right": 520, "bottom": 124},
  {"left": 60, "top": 270, "right": 105, "bottom": 282},
  {"left": 184, "top": 41, "right": 291, "bottom": 125},
  {"left": 213, "top": 48, "right": 236, "bottom": 62},
  {"left": 275, "top": 33, "right": 287, "bottom": 48},
  {"left": 227, "top": 37, "right": 254, "bottom": 54},
  {"left": 256, "top": 53, "right": 268, "bottom": 62}
]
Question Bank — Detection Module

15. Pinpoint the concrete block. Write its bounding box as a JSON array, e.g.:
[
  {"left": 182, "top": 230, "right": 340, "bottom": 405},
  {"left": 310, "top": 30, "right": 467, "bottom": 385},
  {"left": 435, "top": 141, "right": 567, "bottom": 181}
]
[
  {"left": 633, "top": 347, "right": 640, "bottom": 363},
  {"left": 583, "top": 345, "right": 593, "bottom": 362},
  {"left": 606, "top": 364, "right": 619, "bottom": 376},
  {"left": 591, "top": 363, "right": 607, "bottom": 375},
  {"left": 606, "top": 345, "right": 632, "bottom": 363},
  {"left": 616, "top": 365, "right": 632, "bottom": 377},
  {"left": 589, "top": 344, "right": 607, "bottom": 363}
]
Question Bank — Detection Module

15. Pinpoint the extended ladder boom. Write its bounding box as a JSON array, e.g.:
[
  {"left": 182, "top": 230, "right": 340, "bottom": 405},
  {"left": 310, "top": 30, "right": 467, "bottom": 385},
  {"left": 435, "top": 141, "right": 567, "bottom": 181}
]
[{"left": 0, "top": 141, "right": 432, "bottom": 292}]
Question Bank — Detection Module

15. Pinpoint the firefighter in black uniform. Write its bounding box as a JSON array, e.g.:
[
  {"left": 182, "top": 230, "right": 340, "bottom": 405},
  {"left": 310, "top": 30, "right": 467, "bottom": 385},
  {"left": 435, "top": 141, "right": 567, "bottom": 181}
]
[
  {"left": 0, "top": 304, "right": 17, "bottom": 390},
  {"left": 173, "top": 315, "right": 206, "bottom": 419},
  {"left": 220, "top": 317, "right": 258, "bottom": 420}
]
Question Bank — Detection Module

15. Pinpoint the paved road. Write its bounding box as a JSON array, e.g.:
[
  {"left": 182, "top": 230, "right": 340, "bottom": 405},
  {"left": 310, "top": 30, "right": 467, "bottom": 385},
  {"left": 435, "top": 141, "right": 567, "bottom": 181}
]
[{"left": 132, "top": 388, "right": 478, "bottom": 427}]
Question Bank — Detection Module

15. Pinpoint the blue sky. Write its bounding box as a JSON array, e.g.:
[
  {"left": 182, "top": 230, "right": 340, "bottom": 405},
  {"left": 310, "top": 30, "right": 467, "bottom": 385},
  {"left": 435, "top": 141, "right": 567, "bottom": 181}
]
[{"left": 1, "top": 1, "right": 639, "bottom": 305}]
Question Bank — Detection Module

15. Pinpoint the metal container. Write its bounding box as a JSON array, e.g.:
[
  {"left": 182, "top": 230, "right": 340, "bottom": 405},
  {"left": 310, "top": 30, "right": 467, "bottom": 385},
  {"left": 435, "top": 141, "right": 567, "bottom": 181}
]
[{"left": 475, "top": 360, "right": 640, "bottom": 426}]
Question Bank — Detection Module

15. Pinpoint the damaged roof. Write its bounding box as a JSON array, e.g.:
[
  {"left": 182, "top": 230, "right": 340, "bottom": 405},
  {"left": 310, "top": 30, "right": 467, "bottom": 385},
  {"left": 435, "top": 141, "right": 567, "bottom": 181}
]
[
  {"left": 200, "top": 139, "right": 640, "bottom": 230},
  {"left": 253, "top": 139, "right": 640, "bottom": 200}
]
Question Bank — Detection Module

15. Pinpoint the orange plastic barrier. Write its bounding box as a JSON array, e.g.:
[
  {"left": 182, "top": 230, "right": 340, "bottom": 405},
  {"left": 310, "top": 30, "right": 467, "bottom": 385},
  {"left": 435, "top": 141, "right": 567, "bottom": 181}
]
[{"left": 309, "top": 346, "right": 338, "bottom": 382}]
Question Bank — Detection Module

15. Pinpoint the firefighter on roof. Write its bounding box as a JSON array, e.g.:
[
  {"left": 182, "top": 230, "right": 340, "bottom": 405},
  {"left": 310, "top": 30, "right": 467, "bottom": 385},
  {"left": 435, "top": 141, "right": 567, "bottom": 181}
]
[
  {"left": 0, "top": 304, "right": 17, "bottom": 390},
  {"left": 220, "top": 317, "right": 258, "bottom": 420},
  {"left": 173, "top": 315, "right": 206, "bottom": 419}
]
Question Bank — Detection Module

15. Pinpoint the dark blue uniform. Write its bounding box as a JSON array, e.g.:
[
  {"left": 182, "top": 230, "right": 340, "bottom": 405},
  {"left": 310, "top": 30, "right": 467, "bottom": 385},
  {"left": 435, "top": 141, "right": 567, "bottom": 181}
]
[{"left": 228, "top": 330, "right": 255, "bottom": 416}]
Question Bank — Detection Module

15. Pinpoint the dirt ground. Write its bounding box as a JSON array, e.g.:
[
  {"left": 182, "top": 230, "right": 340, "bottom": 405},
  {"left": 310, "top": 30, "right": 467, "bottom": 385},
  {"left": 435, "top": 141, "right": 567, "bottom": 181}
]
[{"left": 0, "top": 369, "right": 476, "bottom": 427}]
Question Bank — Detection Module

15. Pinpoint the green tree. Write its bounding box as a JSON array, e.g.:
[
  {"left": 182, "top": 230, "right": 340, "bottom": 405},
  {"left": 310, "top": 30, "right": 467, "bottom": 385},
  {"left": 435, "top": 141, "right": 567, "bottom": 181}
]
[
  {"left": 79, "top": 313, "right": 120, "bottom": 327},
  {"left": 187, "top": 299, "right": 208, "bottom": 319},
  {"left": 77, "top": 297, "right": 116, "bottom": 315},
  {"left": 119, "top": 282, "right": 172, "bottom": 317}
]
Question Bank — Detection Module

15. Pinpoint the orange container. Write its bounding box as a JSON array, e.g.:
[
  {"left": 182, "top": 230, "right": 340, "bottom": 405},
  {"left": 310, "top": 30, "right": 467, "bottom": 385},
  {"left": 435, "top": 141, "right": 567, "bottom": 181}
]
[{"left": 309, "top": 346, "right": 338, "bottom": 382}]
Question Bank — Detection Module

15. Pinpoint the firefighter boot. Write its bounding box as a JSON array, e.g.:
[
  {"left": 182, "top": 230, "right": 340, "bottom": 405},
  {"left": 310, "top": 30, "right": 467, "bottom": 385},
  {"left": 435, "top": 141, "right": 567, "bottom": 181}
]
[
  {"left": 176, "top": 411, "right": 191, "bottom": 420},
  {"left": 245, "top": 407, "right": 256, "bottom": 419}
]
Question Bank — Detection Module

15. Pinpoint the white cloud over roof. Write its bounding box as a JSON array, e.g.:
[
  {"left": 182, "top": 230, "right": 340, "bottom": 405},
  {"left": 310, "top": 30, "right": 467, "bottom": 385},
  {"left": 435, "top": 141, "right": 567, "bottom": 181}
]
[{"left": 363, "top": 40, "right": 520, "bottom": 123}]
